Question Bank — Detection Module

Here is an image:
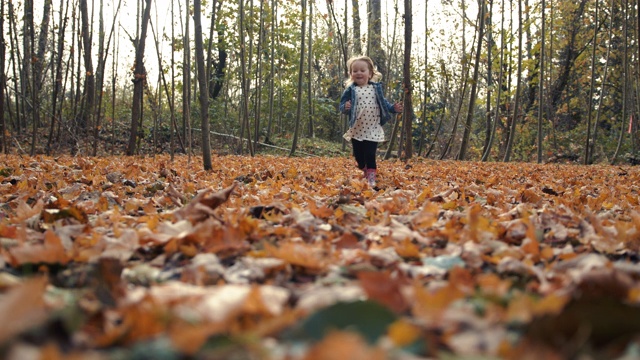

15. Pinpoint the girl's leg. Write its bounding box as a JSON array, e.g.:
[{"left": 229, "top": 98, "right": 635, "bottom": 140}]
[
  {"left": 363, "top": 140, "right": 378, "bottom": 169},
  {"left": 351, "top": 139, "right": 367, "bottom": 170},
  {"left": 363, "top": 141, "right": 379, "bottom": 187}
]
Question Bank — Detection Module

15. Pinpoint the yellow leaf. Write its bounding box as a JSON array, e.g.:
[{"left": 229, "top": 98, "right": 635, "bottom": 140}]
[{"left": 388, "top": 319, "right": 421, "bottom": 347}]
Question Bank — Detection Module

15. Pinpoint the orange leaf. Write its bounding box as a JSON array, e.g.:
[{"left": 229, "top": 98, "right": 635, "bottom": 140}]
[
  {"left": 0, "top": 277, "right": 49, "bottom": 344},
  {"left": 357, "top": 271, "right": 409, "bottom": 313}
]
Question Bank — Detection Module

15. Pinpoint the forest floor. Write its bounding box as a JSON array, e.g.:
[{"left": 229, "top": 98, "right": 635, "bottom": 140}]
[{"left": 1, "top": 154, "right": 640, "bottom": 359}]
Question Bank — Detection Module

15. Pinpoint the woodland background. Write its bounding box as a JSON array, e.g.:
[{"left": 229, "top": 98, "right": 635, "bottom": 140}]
[
  {"left": 1, "top": 0, "right": 640, "bottom": 166},
  {"left": 3, "top": 1, "right": 640, "bottom": 359}
]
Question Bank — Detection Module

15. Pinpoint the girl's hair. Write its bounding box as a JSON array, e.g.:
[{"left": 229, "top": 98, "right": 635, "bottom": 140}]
[{"left": 344, "top": 55, "right": 383, "bottom": 87}]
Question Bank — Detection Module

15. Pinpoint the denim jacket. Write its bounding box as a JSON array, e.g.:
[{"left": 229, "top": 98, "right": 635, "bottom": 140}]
[{"left": 339, "top": 82, "right": 398, "bottom": 128}]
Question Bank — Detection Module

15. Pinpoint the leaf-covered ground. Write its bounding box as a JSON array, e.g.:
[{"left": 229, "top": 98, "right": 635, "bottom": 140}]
[{"left": 1, "top": 154, "right": 640, "bottom": 359}]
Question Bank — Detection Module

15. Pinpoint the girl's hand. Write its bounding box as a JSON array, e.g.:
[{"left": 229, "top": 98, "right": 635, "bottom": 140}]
[
  {"left": 344, "top": 100, "right": 352, "bottom": 111},
  {"left": 393, "top": 102, "right": 403, "bottom": 113}
]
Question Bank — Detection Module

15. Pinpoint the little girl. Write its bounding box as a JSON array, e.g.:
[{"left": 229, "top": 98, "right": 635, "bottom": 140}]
[{"left": 339, "top": 56, "right": 403, "bottom": 188}]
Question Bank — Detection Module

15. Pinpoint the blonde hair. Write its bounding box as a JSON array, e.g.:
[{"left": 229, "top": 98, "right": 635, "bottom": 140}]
[{"left": 344, "top": 55, "right": 383, "bottom": 87}]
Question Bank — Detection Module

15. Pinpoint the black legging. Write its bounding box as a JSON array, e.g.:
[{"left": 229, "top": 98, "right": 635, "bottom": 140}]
[{"left": 351, "top": 139, "right": 378, "bottom": 170}]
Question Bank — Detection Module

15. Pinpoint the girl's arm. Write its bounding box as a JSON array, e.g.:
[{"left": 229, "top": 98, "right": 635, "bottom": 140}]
[{"left": 339, "top": 88, "right": 351, "bottom": 114}]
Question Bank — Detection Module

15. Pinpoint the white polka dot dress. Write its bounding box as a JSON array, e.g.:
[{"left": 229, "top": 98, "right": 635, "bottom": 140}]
[{"left": 351, "top": 85, "right": 385, "bottom": 142}]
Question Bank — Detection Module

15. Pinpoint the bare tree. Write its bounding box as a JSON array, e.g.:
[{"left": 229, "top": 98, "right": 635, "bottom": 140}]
[
  {"left": 368, "top": 0, "right": 386, "bottom": 77},
  {"left": 238, "top": 0, "right": 254, "bottom": 156},
  {"left": 537, "top": 0, "right": 545, "bottom": 163},
  {"left": 290, "top": 0, "right": 307, "bottom": 156},
  {"left": 503, "top": 0, "right": 523, "bottom": 162},
  {"left": 612, "top": 0, "right": 628, "bottom": 164},
  {"left": 307, "top": 0, "right": 314, "bottom": 138},
  {"left": 583, "top": 0, "right": 598, "bottom": 164},
  {"left": 126, "top": 0, "right": 152, "bottom": 155},
  {"left": 93, "top": 0, "right": 122, "bottom": 156},
  {"left": 79, "top": 0, "right": 95, "bottom": 138},
  {"left": 482, "top": 0, "right": 506, "bottom": 161},
  {"left": 265, "top": 0, "right": 277, "bottom": 144},
  {"left": 458, "top": 0, "right": 486, "bottom": 160},
  {"left": 47, "top": 0, "right": 70, "bottom": 155},
  {"left": 0, "top": 0, "right": 5, "bottom": 153},
  {"left": 193, "top": 0, "right": 212, "bottom": 169},
  {"left": 352, "top": 0, "right": 362, "bottom": 54},
  {"left": 401, "top": 0, "right": 413, "bottom": 160},
  {"left": 180, "top": 0, "right": 192, "bottom": 156}
]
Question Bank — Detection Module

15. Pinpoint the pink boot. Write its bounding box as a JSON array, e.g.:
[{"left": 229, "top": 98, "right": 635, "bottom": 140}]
[{"left": 366, "top": 168, "right": 377, "bottom": 188}]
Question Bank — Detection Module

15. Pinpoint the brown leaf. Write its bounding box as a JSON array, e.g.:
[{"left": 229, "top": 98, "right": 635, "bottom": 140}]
[
  {"left": 357, "top": 270, "right": 410, "bottom": 313},
  {"left": 0, "top": 277, "right": 49, "bottom": 345},
  {"left": 173, "top": 183, "right": 237, "bottom": 223}
]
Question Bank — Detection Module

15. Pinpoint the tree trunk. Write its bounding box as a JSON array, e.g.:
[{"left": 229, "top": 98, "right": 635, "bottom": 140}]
[
  {"left": 368, "top": 0, "right": 386, "bottom": 77},
  {"left": 181, "top": 0, "right": 192, "bottom": 156},
  {"left": 79, "top": 0, "right": 95, "bottom": 136},
  {"left": 22, "top": 0, "right": 33, "bottom": 135},
  {"left": 482, "top": 0, "right": 494, "bottom": 158},
  {"left": 482, "top": 0, "right": 506, "bottom": 161},
  {"left": 611, "top": 0, "right": 628, "bottom": 164},
  {"left": 307, "top": 0, "right": 314, "bottom": 138},
  {"left": 0, "top": 0, "right": 5, "bottom": 153},
  {"left": 254, "top": 0, "right": 265, "bottom": 144},
  {"left": 503, "top": 0, "right": 523, "bottom": 162},
  {"left": 194, "top": 0, "right": 212, "bottom": 169},
  {"left": 33, "top": 0, "right": 52, "bottom": 144},
  {"left": 590, "top": 0, "right": 614, "bottom": 163},
  {"left": 47, "top": 0, "right": 70, "bottom": 155},
  {"left": 265, "top": 0, "right": 277, "bottom": 144},
  {"left": 238, "top": 0, "right": 254, "bottom": 156},
  {"left": 290, "top": 0, "right": 307, "bottom": 157},
  {"left": 207, "top": 1, "right": 227, "bottom": 101},
  {"left": 583, "top": 0, "right": 598, "bottom": 164},
  {"left": 352, "top": 0, "right": 362, "bottom": 55},
  {"left": 401, "top": 0, "right": 413, "bottom": 160},
  {"left": 537, "top": 0, "right": 545, "bottom": 163},
  {"left": 458, "top": 0, "right": 486, "bottom": 160},
  {"left": 127, "top": 0, "right": 152, "bottom": 156}
]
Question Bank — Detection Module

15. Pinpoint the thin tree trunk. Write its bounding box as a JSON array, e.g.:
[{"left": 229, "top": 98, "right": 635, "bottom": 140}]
[
  {"left": 111, "top": 24, "right": 119, "bottom": 155},
  {"left": 170, "top": 0, "right": 176, "bottom": 160},
  {"left": 400, "top": 0, "right": 413, "bottom": 160},
  {"left": 150, "top": 18, "right": 185, "bottom": 154},
  {"left": 590, "top": 0, "right": 613, "bottom": 163},
  {"left": 93, "top": 0, "right": 122, "bottom": 156},
  {"left": 0, "top": 0, "right": 5, "bottom": 153},
  {"left": 307, "top": 0, "right": 314, "bottom": 138},
  {"left": 194, "top": 0, "right": 212, "bottom": 169},
  {"left": 503, "top": 0, "right": 523, "bottom": 162},
  {"left": 33, "top": 0, "right": 52, "bottom": 136},
  {"left": 347, "top": 0, "right": 360, "bottom": 56},
  {"left": 368, "top": 0, "right": 386, "bottom": 77},
  {"left": 584, "top": 0, "right": 598, "bottom": 164},
  {"left": 238, "top": 0, "right": 254, "bottom": 156},
  {"left": 8, "top": 1, "right": 23, "bottom": 136},
  {"left": 537, "top": 0, "right": 545, "bottom": 163},
  {"left": 22, "top": 0, "right": 33, "bottom": 135},
  {"left": 265, "top": 0, "right": 277, "bottom": 143},
  {"left": 612, "top": 0, "right": 628, "bottom": 164},
  {"left": 482, "top": 0, "right": 494, "bottom": 158},
  {"left": 418, "top": 0, "right": 429, "bottom": 156},
  {"left": 79, "top": 0, "right": 95, "bottom": 136},
  {"left": 254, "top": 0, "right": 265, "bottom": 144},
  {"left": 290, "top": 0, "right": 307, "bottom": 157},
  {"left": 180, "top": 0, "right": 192, "bottom": 158},
  {"left": 482, "top": 0, "right": 506, "bottom": 161},
  {"left": 458, "top": 0, "right": 486, "bottom": 160},
  {"left": 47, "top": 0, "right": 70, "bottom": 155},
  {"left": 127, "top": 0, "right": 152, "bottom": 156}
]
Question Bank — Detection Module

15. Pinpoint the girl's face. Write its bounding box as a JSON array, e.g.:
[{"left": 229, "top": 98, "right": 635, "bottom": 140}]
[{"left": 350, "top": 60, "right": 372, "bottom": 86}]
